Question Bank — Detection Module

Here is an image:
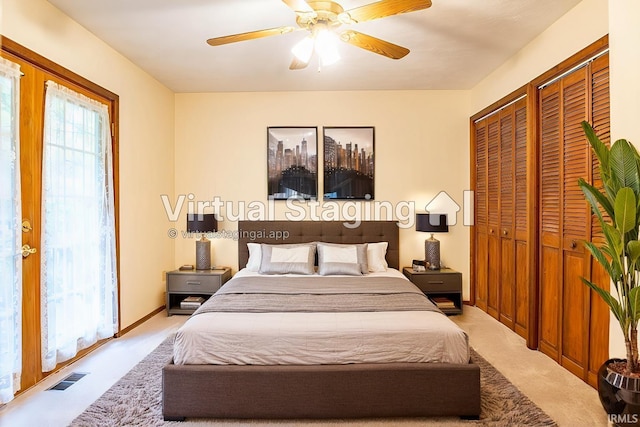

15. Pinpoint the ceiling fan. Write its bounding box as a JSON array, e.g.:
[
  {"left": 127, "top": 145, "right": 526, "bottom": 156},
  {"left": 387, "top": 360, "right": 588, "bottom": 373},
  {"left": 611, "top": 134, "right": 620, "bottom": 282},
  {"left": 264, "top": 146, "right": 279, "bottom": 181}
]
[{"left": 206, "top": 0, "right": 433, "bottom": 70}]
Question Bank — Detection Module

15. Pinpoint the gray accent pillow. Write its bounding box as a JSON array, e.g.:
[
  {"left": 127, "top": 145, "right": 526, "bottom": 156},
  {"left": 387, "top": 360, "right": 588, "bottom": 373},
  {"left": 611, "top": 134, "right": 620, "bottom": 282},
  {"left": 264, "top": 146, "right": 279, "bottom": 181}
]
[
  {"left": 259, "top": 243, "right": 316, "bottom": 275},
  {"left": 317, "top": 243, "right": 369, "bottom": 276}
]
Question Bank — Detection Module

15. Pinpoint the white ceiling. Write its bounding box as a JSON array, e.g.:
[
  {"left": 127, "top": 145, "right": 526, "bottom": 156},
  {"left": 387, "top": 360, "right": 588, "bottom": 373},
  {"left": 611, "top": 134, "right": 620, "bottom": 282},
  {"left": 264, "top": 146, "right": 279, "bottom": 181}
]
[{"left": 46, "top": 0, "right": 582, "bottom": 93}]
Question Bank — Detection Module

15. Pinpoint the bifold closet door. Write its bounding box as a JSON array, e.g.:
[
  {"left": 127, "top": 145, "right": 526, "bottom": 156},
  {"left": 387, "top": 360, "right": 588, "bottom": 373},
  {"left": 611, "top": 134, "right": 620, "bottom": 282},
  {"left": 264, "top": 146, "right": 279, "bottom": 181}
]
[
  {"left": 473, "top": 42, "right": 609, "bottom": 386},
  {"left": 586, "top": 54, "right": 610, "bottom": 387},
  {"left": 498, "top": 99, "right": 528, "bottom": 332},
  {"left": 474, "top": 99, "right": 529, "bottom": 338},
  {"left": 498, "top": 108, "right": 515, "bottom": 329},
  {"left": 486, "top": 114, "right": 500, "bottom": 319},
  {"left": 538, "top": 68, "right": 590, "bottom": 375},
  {"left": 512, "top": 101, "right": 529, "bottom": 338},
  {"left": 474, "top": 120, "right": 488, "bottom": 312},
  {"left": 538, "top": 53, "right": 610, "bottom": 383}
]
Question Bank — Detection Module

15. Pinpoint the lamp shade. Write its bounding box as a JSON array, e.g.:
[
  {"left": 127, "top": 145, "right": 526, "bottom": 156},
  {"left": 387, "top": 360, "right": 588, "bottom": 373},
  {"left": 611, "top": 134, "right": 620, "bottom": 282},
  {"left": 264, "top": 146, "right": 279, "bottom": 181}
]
[
  {"left": 186, "top": 213, "right": 217, "bottom": 233},
  {"left": 415, "top": 213, "right": 448, "bottom": 233}
]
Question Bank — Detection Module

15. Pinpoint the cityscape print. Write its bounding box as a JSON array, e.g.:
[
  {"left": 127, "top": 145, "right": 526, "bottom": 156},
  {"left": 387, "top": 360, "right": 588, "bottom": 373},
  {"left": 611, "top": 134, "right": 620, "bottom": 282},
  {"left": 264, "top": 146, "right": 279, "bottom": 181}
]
[
  {"left": 267, "top": 127, "right": 318, "bottom": 199},
  {"left": 323, "top": 127, "right": 375, "bottom": 200}
]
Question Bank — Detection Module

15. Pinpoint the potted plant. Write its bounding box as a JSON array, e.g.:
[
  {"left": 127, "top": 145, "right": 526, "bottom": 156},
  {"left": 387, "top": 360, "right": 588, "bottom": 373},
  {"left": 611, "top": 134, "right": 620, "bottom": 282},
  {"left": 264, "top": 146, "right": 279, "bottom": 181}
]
[{"left": 579, "top": 120, "right": 640, "bottom": 425}]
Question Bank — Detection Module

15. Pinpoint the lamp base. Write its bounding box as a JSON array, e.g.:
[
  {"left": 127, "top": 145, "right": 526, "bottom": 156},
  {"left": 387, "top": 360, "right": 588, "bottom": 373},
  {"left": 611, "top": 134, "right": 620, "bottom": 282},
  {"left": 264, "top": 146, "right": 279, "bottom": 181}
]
[
  {"left": 195, "top": 238, "right": 211, "bottom": 270},
  {"left": 425, "top": 234, "right": 441, "bottom": 270}
]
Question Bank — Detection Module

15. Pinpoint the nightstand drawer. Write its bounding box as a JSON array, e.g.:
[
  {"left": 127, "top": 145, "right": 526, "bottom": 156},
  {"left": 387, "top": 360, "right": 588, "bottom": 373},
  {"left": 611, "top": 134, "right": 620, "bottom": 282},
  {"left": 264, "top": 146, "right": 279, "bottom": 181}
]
[
  {"left": 167, "top": 273, "right": 222, "bottom": 293},
  {"left": 402, "top": 267, "right": 463, "bottom": 315},
  {"left": 166, "top": 268, "right": 232, "bottom": 316},
  {"left": 410, "top": 273, "right": 461, "bottom": 292}
]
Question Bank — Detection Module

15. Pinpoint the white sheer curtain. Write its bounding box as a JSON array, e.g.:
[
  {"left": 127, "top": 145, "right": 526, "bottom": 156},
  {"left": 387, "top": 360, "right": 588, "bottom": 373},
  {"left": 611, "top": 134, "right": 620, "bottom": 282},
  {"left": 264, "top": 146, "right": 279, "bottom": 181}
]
[
  {"left": 0, "top": 58, "right": 22, "bottom": 404},
  {"left": 41, "top": 81, "right": 117, "bottom": 372}
]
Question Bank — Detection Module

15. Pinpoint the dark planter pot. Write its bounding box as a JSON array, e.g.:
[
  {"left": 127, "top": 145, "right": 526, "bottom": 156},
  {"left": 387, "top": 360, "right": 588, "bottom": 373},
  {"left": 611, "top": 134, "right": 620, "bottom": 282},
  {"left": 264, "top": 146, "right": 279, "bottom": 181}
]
[{"left": 598, "top": 358, "right": 640, "bottom": 426}]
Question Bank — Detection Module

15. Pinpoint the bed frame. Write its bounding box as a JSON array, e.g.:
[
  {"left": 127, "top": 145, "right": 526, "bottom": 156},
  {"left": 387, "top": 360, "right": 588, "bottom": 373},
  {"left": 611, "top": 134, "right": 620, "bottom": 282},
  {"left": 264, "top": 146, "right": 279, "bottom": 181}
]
[{"left": 162, "top": 221, "right": 481, "bottom": 420}]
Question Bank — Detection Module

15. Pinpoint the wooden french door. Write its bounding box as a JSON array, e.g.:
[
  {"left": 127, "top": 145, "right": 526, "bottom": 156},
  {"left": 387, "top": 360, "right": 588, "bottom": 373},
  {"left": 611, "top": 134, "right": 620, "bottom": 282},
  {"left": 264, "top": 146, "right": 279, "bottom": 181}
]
[{"left": 1, "top": 38, "right": 119, "bottom": 395}]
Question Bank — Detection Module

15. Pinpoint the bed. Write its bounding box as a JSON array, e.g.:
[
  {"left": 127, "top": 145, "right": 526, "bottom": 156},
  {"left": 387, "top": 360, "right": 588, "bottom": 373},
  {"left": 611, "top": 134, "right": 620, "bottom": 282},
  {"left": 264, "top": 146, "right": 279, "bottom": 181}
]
[{"left": 162, "top": 220, "right": 480, "bottom": 421}]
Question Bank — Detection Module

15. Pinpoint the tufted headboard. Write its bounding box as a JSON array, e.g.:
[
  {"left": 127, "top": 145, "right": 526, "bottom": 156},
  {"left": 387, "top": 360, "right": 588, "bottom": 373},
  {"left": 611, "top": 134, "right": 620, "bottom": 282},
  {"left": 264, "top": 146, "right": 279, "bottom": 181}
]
[{"left": 237, "top": 220, "right": 399, "bottom": 270}]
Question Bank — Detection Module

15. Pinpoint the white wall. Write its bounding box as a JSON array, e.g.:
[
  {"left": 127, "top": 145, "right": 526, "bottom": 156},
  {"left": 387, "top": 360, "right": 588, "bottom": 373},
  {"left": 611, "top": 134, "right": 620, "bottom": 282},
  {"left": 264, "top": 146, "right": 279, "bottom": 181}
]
[
  {"left": 470, "top": 0, "right": 608, "bottom": 113},
  {"left": 2, "top": 0, "right": 176, "bottom": 328},
  {"left": 608, "top": 0, "right": 640, "bottom": 358},
  {"left": 174, "top": 90, "right": 473, "bottom": 299}
]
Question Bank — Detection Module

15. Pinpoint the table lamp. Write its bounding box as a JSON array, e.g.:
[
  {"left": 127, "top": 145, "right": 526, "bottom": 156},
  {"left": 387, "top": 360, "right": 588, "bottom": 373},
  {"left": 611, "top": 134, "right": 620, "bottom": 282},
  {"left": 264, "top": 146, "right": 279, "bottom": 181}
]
[
  {"left": 416, "top": 213, "right": 449, "bottom": 270},
  {"left": 186, "top": 213, "right": 217, "bottom": 270}
]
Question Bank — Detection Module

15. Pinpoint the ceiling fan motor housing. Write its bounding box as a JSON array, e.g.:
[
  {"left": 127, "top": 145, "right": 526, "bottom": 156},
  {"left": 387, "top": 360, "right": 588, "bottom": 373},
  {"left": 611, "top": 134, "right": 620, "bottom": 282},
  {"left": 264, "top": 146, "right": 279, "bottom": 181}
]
[{"left": 296, "top": 1, "right": 348, "bottom": 30}]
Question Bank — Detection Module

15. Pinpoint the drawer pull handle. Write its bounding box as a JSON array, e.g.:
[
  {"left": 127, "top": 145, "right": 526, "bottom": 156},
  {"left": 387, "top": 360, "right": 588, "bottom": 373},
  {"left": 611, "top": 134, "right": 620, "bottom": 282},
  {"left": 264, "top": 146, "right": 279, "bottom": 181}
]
[
  {"left": 428, "top": 281, "right": 445, "bottom": 284},
  {"left": 186, "top": 281, "right": 201, "bottom": 286}
]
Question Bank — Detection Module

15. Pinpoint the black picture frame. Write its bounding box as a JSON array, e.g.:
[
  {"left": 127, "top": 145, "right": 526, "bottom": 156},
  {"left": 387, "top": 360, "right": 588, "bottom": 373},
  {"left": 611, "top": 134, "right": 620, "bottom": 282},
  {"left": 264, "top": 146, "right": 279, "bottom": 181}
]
[
  {"left": 323, "top": 126, "right": 375, "bottom": 200},
  {"left": 267, "top": 126, "right": 318, "bottom": 200}
]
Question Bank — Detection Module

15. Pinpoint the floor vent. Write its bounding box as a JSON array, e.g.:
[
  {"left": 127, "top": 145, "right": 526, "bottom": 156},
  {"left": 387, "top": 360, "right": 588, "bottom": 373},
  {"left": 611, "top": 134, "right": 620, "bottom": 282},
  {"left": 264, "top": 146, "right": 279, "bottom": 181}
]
[{"left": 48, "top": 372, "right": 88, "bottom": 391}]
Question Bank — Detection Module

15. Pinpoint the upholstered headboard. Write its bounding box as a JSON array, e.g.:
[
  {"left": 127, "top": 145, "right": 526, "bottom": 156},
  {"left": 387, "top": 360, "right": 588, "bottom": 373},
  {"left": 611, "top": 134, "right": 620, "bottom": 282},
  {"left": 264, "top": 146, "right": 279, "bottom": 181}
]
[{"left": 237, "top": 221, "right": 400, "bottom": 270}]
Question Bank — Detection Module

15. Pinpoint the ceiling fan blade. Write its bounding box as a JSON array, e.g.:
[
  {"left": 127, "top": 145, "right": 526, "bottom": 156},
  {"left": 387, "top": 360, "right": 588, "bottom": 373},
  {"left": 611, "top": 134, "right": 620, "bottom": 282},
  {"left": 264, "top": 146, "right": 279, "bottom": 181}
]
[
  {"left": 341, "top": 30, "right": 410, "bottom": 59},
  {"left": 207, "top": 26, "right": 296, "bottom": 46},
  {"left": 342, "top": 0, "right": 432, "bottom": 24},
  {"left": 282, "top": 0, "right": 315, "bottom": 14},
  {"left": 289, "top": 56, "right": 309, "bottom": 70}
]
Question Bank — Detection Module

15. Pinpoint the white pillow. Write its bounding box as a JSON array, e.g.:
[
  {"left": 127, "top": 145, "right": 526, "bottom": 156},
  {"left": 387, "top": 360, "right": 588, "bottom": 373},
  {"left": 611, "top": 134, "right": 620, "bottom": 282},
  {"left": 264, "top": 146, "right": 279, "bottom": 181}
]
[
  {"left": 367, "top": 242, "right": 389, "bottom": 272},
  {"left": 246, "top": 243, "right": 261, "bottom": 271},
  {"left": 317, "top": 243, "right": 368, "bottom": 276},
  {"left": 259, "top": 243, "right": 316, "bottom": 275}
]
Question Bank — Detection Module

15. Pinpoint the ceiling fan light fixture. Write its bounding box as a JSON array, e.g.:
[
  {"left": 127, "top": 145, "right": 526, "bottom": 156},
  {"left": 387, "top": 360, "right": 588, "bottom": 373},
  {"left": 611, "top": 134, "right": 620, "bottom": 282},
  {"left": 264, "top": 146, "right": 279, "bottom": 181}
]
[
  {"left": 291, "top": 36, "right": 314, "bottom": 63},
  {"left": 208, "top": 0, "right": 430, "bottom": 68},
  {"left": 315, "top": 29, "right": 340, "bottom": 66}
]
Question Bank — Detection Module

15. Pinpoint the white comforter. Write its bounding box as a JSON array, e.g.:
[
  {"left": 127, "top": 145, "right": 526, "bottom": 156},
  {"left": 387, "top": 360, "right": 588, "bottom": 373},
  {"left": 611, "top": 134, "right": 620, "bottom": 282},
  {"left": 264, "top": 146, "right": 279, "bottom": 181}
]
[{"left": 173, "top": 268, "right": 469, "bottom": 365}]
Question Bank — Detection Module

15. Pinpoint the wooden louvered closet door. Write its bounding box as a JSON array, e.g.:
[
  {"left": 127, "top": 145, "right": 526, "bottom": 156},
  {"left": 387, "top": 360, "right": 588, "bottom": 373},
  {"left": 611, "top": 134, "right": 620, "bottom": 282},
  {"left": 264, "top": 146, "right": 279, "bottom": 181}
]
[
  {"left": 499, "top": 108, "right": 514, "bottom": 328},
  {"left": 498, "top": 99, "right": 528, "bottom": 331},
  {"left": 513, "top": 101, "right": 529, "bottom": 338},
  {"left": 474, "top": 121, "right": 489, "bottom": 312},
  {"left": 586, "top": 54, "right": 610, "bottom": 387},
  {"left": 538, "top": 53, "right": 609, "bottom": 385},
  {"left": 486, "top": 114, "right": 500, "bottom": 319},
  {"left": 473, "top": 98, "right": 529, "bottom": 339}
]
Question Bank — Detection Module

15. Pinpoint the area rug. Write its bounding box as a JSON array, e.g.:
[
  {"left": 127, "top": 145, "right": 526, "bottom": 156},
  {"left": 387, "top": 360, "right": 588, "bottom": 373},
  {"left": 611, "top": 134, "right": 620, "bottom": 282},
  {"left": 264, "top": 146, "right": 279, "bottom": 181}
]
[{"left": 70, "top": 337, "right": 557, "bottom": 427}]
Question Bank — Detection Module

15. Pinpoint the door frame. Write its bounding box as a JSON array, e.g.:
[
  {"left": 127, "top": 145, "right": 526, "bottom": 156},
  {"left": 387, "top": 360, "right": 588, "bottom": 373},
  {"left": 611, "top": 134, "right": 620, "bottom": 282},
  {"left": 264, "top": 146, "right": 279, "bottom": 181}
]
[{"left": 0, "top": 36, "right": 120, "bottom": 394}]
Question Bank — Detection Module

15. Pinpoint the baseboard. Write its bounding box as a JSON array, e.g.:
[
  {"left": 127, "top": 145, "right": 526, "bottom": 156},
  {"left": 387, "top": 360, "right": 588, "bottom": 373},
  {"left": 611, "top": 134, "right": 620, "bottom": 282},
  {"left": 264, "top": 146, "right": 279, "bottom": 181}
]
[{"left": 116, "top": 306, "right": 165, "bottom": 337}]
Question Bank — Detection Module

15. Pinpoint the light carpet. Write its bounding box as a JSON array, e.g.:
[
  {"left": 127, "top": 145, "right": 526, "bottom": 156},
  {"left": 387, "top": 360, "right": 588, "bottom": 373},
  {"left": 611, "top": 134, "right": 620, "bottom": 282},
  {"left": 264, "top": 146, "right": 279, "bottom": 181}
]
[{"left": 70, "top": 337, "right": 557, "bottom": 426}]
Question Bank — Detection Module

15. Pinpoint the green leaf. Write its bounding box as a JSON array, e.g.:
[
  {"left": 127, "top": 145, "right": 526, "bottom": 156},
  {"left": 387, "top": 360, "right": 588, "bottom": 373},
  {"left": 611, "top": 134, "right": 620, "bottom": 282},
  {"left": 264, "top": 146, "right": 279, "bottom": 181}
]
[
  {"left": 604, "top": 222, "right": 624, "bottom": 258},
  {"left": 629, "top": 287, "right": 640, "bottom": 322},
  {"left": 610, "top": 139, "right": 640, "bottom": 195},
  {"left": 600, "top": 245, "right": 623, "bottom": 281},
  {"left": 584, "top": 241, "right": 614, "bottom": 277},
  {"left": 582, "top": 121, "right": 610, "bottom": 180},
  {"left": 582, "top": 277, "right": 624, "bottom": 322},
  {"left": 615, "top": 187, "right": 637, "bottom": 233},
  {"left": 630, "top": 240, "right": 640, "bottom": 264},
  {"left": 579, "top": 178, "right": 614, "bottom": 221}
]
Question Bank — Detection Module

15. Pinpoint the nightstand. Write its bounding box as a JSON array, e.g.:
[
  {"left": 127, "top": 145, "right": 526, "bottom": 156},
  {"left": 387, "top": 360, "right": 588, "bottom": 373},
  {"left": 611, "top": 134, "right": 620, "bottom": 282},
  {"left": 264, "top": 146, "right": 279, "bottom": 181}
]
[
  {"left": 402, "top": 267, "right": 463, "bottom": 315},
  {"left": 166, "top": 268, "right": 232, "bottom": 316}
]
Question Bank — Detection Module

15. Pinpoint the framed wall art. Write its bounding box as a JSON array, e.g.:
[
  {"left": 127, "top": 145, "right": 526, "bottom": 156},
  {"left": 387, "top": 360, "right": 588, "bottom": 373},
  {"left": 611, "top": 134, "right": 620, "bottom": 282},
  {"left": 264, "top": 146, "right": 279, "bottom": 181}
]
[
  {"left": 267, "top": 126, "right": 318, "bottom": 200},
  {"left": 323, "top": 126, "right": 375, "bottom": 200}
]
